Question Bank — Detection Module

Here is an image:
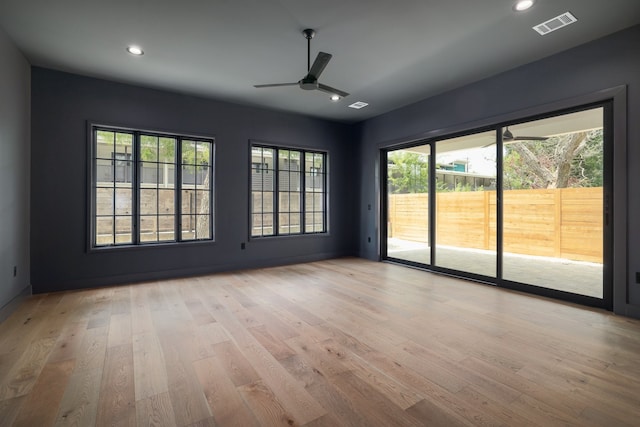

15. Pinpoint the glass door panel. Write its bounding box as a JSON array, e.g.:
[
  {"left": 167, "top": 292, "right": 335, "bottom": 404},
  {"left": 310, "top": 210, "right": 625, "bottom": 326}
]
[
  {"left": 434, "top": 131, "right": 497, "bottom": 277},
  {"left": 501, "top": 107, "right": 604, "bottom": 298},
  {"left": 386, "top": 144, "right": 431, "bottom": 264}
]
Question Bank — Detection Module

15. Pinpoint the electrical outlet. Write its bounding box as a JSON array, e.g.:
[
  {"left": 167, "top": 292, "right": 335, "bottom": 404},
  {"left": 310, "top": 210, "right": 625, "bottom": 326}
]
[
  {"left": 241, "top": 242, "right": 246, "bottom": 250},
  {"left": 13, "top": 266, "right": 17, "bottom": 277},
  {"left": 636, "top": 272, "right": 640, "bottom": 284},
  {"left": 367, "top": 237, "right": 371, "bottom": 243}
]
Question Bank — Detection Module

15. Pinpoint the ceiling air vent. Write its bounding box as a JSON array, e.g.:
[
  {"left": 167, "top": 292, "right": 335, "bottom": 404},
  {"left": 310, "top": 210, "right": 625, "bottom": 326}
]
[
  {"left": 348, "top": 101, "right": 369, "bottom": 109},
  {"left": 533, "top": 12, "right": 577, "bottom": 35}
]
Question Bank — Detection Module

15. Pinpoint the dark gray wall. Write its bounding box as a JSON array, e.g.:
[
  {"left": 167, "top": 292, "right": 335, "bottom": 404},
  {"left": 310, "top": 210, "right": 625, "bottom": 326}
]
[
  {"left": 31, "top": 68, "right": 356, "bottom": 293},
  {"left": 0, "top": 27, "right": 31, "bottom": 316},
  {"left": 356, "top": 25, "right": 640, "bottom": 317}
]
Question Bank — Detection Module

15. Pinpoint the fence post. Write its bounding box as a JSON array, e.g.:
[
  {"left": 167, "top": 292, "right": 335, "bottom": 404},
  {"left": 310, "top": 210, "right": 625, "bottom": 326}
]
[
  {"left": 484, "top": 191, "right": 490, "bottom": 250},
  {"left": 555, "top": 189, "right": 562, "bottom": 258},
  {"left": 389, "top": 195, "right": 395, "bottom": 237}
]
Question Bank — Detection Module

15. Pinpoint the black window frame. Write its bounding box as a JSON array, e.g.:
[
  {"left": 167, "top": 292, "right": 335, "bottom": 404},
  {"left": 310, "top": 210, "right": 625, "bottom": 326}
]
[
  {"left": 250, "top": 142, "right": 328, "bottom": 238},
  {"left": 89, "top": 123, "right": 215, "bottom": 249}
]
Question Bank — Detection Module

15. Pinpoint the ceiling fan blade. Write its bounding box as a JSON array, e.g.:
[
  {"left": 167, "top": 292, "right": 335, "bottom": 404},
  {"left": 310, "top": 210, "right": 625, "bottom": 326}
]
[
  {"left": 514, "top": 136, "right": 549, "bottom": 141},
  {"left": 254, "top": 83, "right": 298, "bottom": 88},
  {"left": 317, "top": 83, "right": 349, "bottom": 98},
  {"left": 308, "top": 52, "right": 332, "bottom": 79},
  {"left": 502, "top": 127, "right": 548, "bottom": 142}
]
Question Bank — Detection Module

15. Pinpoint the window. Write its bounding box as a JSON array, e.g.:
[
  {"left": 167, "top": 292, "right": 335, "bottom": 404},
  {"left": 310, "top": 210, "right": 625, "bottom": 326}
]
[
  {"left": 91, "top": 125, "right": 214, "bottom": 248},
  {"left": 251, "top": 144, "right": 327, "bottom": 237},
  {"left": 252, "top": 162, "right": 268, "bottom": 173}
]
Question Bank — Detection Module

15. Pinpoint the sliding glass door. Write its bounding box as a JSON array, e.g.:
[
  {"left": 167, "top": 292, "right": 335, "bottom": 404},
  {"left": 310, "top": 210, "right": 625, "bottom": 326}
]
[
  {"left": 382, "top": 104, "right": 611, "bottom": 308},
  {"left": 501, "top": 107, "right": 605, "bottom": 298},
  {"left": 434, "top": 131, "right": 497, "bottom": 278},
  {"left": 386, "top": 143, "right": 431, "bottom": 265}
]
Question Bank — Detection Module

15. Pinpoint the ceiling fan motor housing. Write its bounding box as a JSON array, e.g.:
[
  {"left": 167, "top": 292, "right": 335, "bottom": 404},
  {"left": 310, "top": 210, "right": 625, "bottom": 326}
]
[{"left": 300, "top": 75, "right": 319, "bottom": 90}]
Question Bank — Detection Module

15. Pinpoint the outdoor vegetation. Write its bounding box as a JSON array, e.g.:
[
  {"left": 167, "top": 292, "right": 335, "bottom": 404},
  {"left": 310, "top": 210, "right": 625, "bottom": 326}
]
[
  {"left": 388, "top": 128, "right": 603, "bottom": 193},
  {"left": 504, "top": 129, "right": 603, "bottom": 189},
  {"left": 386, "top": 128, "right": 605, "bottom": 264}
]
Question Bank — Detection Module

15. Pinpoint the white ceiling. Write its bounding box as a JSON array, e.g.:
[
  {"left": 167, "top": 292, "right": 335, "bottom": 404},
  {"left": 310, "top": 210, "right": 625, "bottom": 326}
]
[{"left": 1, "top": 0, "right": 639, "bottom": 123}]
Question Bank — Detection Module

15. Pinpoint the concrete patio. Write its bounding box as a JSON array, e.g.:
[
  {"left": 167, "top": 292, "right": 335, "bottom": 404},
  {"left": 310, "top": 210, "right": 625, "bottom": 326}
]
[{"left": 387, "top": 238, "right": 603, "bottom": 298}]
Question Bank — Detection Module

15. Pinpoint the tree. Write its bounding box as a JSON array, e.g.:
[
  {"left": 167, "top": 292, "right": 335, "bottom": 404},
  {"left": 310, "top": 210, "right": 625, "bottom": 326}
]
[
  {"left": 570, "top": 130, "right": 603, "bottom": 187},
  {"left": 503, "top": 129, "right": 603, "bottom": 189},
  {"left": 387, "top": 151, "right": 429, "bottom": 193},
  {"left": 388, "top": 151, "right": 487, "bottom": 193}
]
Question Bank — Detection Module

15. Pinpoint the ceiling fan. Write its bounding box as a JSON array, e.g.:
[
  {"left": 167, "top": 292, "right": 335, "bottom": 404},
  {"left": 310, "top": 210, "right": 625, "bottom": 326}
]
[
  {"left": 482, "top": 126, "right": 549, "bottom": 147},
  {"left": 502, "top": 126, "right": 548, "bottom": 141},
  {"left": 254, "top": 29, "right": 349, "bottom": 99}
]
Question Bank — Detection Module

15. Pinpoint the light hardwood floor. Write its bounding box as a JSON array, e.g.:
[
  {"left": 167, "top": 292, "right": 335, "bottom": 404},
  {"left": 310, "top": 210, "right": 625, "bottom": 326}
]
[{"left": 1, "top": 257, "right": 639, "bottom": 426}]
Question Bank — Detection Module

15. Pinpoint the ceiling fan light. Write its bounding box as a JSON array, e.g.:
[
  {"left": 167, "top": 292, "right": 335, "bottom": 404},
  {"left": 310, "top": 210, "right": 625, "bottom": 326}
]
[{"left": 514, "top": 0, "right": 534, "bottom": 12}]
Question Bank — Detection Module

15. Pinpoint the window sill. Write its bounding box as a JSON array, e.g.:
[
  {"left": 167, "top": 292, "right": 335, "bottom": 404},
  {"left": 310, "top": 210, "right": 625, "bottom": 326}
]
[{"left": 88, "top": 238, "right": 215, "bottom": 254}]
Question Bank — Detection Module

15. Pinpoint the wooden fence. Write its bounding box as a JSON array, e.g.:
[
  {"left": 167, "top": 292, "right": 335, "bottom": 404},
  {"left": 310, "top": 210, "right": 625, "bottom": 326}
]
[{"left": 388, "top": 187, "right": 602, "bottom": 263}]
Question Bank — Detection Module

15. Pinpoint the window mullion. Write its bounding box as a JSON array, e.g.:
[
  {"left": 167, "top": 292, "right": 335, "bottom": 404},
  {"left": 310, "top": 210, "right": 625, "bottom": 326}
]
[
  {"left": 111, "top": 132, "right": 116, "bottom": 245},
  {"left": 111, "top": 133, "right": 118, "bottom": 246},
  {"left": 194, "top": 147, "right": 199, "bottom": 240},
  {"left": 177, "top": 138, "right": 183, "bottom": 241},
  {"left": 301, "top": 153, "right": 306, "bottom": 234},
  {"left": 274, "top": 148, "right": 280, "bottom": 236},
  {"left": 207, "top": 144, "right": 213, "bottom": 240},
  {"left": 155, "top": 157, "right": 160, "bottom": 243},
  {"left": 323, "top": 153, "right": 327, "bottom": 232},
  {"left": 263, "top": 147, "right": 269, "bottom": 237},
  {"left": 91, "top": 128, "right": 97, "bottom": 248},
  {"left": 133, "top": 132, "right": 140, "bottom": 245}
]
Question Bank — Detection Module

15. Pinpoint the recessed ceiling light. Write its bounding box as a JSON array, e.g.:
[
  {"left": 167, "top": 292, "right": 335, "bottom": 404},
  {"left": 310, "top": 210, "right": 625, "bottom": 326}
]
[
  {"left": 514, "top": 0, "right": 534, "bottom": 12},
  {"left": 126, "top": 45, "right": 144, "bottom": 56},
  {"left": 330, "top": 95, "right": 341, "bottom": 102},
  {"left": 348, "top": 101, "right": 369, "bottom": 109}
]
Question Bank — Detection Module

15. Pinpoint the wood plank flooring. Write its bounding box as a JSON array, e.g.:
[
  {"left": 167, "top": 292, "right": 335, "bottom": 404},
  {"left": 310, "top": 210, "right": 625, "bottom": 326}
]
[{"left": 1, "top": 257, "right": 639, "bottom": 426}]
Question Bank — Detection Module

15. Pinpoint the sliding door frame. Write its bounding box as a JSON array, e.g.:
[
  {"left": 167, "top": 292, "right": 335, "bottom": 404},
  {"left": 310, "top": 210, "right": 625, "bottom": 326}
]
[
  {"left": 380, "top": 140, "right": 436, "bottom": 270},
  {"left": 495, "top": 101, "right": 613, "bottom": 309},
  {"left": 380, "top": 90, "right": 622, "bottom": 311}
]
